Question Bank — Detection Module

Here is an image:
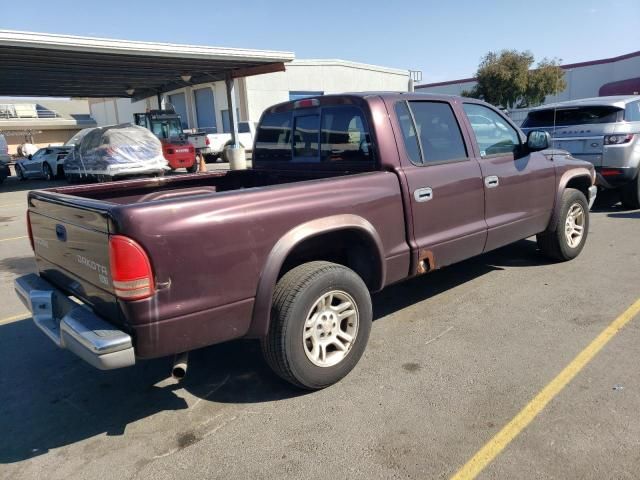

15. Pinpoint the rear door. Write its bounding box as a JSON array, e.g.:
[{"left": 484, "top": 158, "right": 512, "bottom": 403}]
[
  {"left": 461, "top": 102, "right": 556, "bottom": 252},
  {"left": 393, "top": 99, "right": 487, "bottom": 269}
]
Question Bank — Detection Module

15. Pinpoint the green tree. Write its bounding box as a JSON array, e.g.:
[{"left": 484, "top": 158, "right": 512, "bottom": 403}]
[{"left": 461, "top": 50, "right": 566, "bottom": 109}]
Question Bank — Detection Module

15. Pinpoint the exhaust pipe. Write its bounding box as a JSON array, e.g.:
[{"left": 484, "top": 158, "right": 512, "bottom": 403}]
[{"left": 171, "top": 352, "right": 189, "bottom": 380}]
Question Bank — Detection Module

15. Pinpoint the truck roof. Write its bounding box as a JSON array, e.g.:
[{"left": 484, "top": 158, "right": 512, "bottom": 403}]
[{"left": 264, "top": 91, "right": 482, "bottom": 114}]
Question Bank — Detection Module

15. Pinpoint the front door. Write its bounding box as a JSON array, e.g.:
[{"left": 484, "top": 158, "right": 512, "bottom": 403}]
[
  {"left": 461, "top": 103, "right": 556, "bottom": 252},
  {"left": 393, "top": 99, "right": 487, "bottom": 269}
]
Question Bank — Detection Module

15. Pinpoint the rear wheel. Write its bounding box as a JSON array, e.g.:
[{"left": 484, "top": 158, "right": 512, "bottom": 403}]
[
  {"left": 42, "top": 163, "right": 53, "bottom": 181},
  {"left": 186, "top": 163, "right": 198, "bottom": 173},
  {"left": 620, "top": 174, "right": 640, "bottom": 209},
  {"left": 537, "top": 188, "right": 589, "bottom": 261},
  {"left": 262, "top": 261, "right": 372, "bottom": 390}
]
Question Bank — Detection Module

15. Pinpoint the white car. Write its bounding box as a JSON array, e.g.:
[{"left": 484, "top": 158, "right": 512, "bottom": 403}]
[
  {"left": 15, "top": 146, "right": 72, "bottom": 181},
  {"left": 188, "top": 121, "right": 255, "bottom": 160}
]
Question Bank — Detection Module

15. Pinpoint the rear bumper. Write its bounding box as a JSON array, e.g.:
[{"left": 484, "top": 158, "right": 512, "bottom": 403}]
[
  {"left": 0, "top": 163, "right": 9, "bottom": 179},
  {"left": 595, "top": 166, "right": 638, "bottom": 189},
  {"left": 14, "top": 273, "right": 135, "bottom": 370}
]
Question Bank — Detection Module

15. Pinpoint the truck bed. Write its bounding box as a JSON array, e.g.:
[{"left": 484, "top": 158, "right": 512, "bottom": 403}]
[
  {"left": 28, "top": 168, "right": 410, "bottom": 358},
  {"left": 46, "top": 169, "right": 349, "bottom": 205}
]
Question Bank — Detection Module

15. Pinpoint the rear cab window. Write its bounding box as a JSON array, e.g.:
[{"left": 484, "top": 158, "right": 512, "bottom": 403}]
[
  {"left": 395, "top": 100, "right": 468, "bottom": 165},
  {"left": 254, "top": 104, "right": 374, "bottom": 168}
]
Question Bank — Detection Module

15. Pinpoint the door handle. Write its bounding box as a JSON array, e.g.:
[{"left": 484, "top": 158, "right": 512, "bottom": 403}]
[
  {"left": 414, "top": 187, "right": 433, "bottom": 202},
  {"left": 484, "top": 176, "right": 499, "bottom": 188}
]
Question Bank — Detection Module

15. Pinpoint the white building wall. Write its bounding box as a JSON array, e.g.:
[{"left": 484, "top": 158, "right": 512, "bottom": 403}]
[
  {"left": 244, "top": 59, "right": 409, "bottom": 122},
  {"left": 89, "top": 59, "right": 409, "bottom": 129}
]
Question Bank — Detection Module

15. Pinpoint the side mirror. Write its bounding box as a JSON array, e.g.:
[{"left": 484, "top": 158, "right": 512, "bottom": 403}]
[
  {"left": 27, "top": 154, "right": 33, "bottom": 160},
  {"left": 527, "top": 130, "right": 550, "bottom": 151}
]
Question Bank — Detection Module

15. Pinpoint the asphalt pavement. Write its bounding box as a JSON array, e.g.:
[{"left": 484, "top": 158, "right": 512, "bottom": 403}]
[{"left": 0, "top": 174, "right": 638, "bottom": 480}]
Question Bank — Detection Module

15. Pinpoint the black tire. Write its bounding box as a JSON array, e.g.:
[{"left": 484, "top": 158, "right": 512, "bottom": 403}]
[
  {"left": 261, "top": 261, "right": 372, "bottom": 390},
  {"left": 186, "top": 163, "right": 199, "bottom": 173},
  {"left": 43, "top": 163, "right": 53, "bottom": 181},
  {"left": 620, "top": 174, "right": 640, "bottom": 210},
  {"left": 537, "top": 188, "right": 589, "bottom": 261}
]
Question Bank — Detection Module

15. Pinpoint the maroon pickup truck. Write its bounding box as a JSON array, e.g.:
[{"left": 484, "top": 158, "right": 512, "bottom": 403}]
[{"left": 15, "top": 93, "right": 597, "bottom": 389}]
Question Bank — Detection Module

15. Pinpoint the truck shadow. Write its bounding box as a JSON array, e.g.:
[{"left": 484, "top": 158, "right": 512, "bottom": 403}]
[
  {"left": 0, "top": 255, "right": 37, "bottom": 275},
  {"left": 0, "top": 238, "right": 548, "bottom": 463}
]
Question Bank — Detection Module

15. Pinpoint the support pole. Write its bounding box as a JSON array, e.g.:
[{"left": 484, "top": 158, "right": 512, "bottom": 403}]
[{"left": 224, "top": 75, "right": 246, "bottom": 170}]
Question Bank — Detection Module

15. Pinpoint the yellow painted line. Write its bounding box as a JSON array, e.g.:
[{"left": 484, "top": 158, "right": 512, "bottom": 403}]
[
  {"left": 451, "top": 298, "right": 640, "bottom": 480},
  {"left": 0, "top": 313, "right": 30, "bottom": 326},
  {"left": 0, "top": 235, "right": 27, "bottom": 243}
]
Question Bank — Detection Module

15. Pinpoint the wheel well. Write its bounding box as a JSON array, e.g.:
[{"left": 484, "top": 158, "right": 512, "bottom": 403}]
[
  {"left": 278, "top": 229, "right": 382, "bottom": 291},
  {"left": 566, "top": 176, "right": 591, "bottom": 199}
]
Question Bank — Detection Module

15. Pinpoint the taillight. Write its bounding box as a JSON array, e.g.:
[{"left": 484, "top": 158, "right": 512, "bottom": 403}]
[
  {"left": 293, "top": 98, "right": 320, "bottom": 109},
  {"left": 26, "top": 211, "right": 34, "bottom": 250},
  {"left": 604, "top": 134, "right": 634, "bottom": 145},
  {"left": 601, "top": 168, "right": 623, "bottom": 177},
  {"left": 108, "top": 235, "right": 155, "bottom": 300},
  {"left": 205, "top": 137, "right": 210, "bottom": 146}
]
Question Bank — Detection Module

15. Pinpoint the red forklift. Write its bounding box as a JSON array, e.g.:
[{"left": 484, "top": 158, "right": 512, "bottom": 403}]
[{"left": 134, "top": 110, "right": 198, "bottom": 172}]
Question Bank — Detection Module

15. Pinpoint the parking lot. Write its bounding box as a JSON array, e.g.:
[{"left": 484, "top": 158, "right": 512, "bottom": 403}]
[{"left": 0, "top": 171, "right": 638, "bottom": 479}]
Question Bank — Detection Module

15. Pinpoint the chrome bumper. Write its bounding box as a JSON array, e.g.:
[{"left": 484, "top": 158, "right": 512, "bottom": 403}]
[
  {"left": 588, "top": 185, "right": 598, "bottom": 210},
  {"left": 14, "top": 274, "right": 135, "bottom": 370}
]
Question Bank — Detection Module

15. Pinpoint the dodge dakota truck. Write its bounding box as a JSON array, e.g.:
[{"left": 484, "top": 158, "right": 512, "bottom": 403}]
[{"left": 15, "top": 93, "right": 597, "bottom": 390}]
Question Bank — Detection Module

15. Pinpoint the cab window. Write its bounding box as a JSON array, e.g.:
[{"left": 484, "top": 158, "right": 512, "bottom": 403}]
[
  {"left": 396, "top": 101, "right": 468, "bottom": 165},
  {"left": 463, "top": 103, "right": 520, "bottom": 157}
]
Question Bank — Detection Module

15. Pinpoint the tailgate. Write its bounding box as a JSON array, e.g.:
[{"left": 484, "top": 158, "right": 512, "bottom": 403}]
[
  {"left": 187, "top": 133, "right": 207, "bottom": 149},
  {"left": 29, "top": 194, "right": 122, "bottom": 324}
]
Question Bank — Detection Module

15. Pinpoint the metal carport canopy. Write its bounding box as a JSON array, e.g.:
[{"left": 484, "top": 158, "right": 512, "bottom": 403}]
[{"left": 0, "top": 30, "right": 295, "bottom": 101}]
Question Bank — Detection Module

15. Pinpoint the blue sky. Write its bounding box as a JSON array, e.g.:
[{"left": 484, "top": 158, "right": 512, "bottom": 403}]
[{"left": 2, "top": 0, "right": 639, "bottom": 84}]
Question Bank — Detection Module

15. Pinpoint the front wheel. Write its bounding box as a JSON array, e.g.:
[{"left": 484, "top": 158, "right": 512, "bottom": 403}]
[
  {"left": 537, "top": 188, "right": 589, "bottom": 261},
  {"left": 16, "top": 165, "right": 26, "bottom": 181},
  {"left": 261, "top": 261, "right": 372, "bottom": 390}
]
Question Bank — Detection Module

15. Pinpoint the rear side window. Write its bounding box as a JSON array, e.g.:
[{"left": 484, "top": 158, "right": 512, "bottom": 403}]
[
  {"left": 254, "top": 112, "right": 292, "bottom": 162},
  {"left": 522, "top": 106, "right": 623, "bottom": 128},
  {"left": 396, "top": 101, "right": 467, "bottom": 165},
  {"left": 395, "top": 102, "right": 421, "bottom": 164},
  {"left": 320, "top": 106, "right": 372, "bottom": 163}
]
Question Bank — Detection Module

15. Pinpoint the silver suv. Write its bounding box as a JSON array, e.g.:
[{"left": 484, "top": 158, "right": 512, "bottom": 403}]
[{"left": 521, "top": 95, "right": 640, "bottom": 208}]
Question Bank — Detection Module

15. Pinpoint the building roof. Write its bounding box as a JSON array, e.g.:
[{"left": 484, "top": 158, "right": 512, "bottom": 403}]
[
  {"left": 290, "top": 59, "right": 408, "bottom": 76},
  {"left": 0, "top": 98, "right": 97, "bottom": 130},
  {"left": 0, "top": 30, "right": 295, "bottom": 100},
  {"left": 528, "top": 95, "right": 640, "bottom": 111},
  {"left": 416, "top": 50, "right": 640, "bottom": 89}
]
